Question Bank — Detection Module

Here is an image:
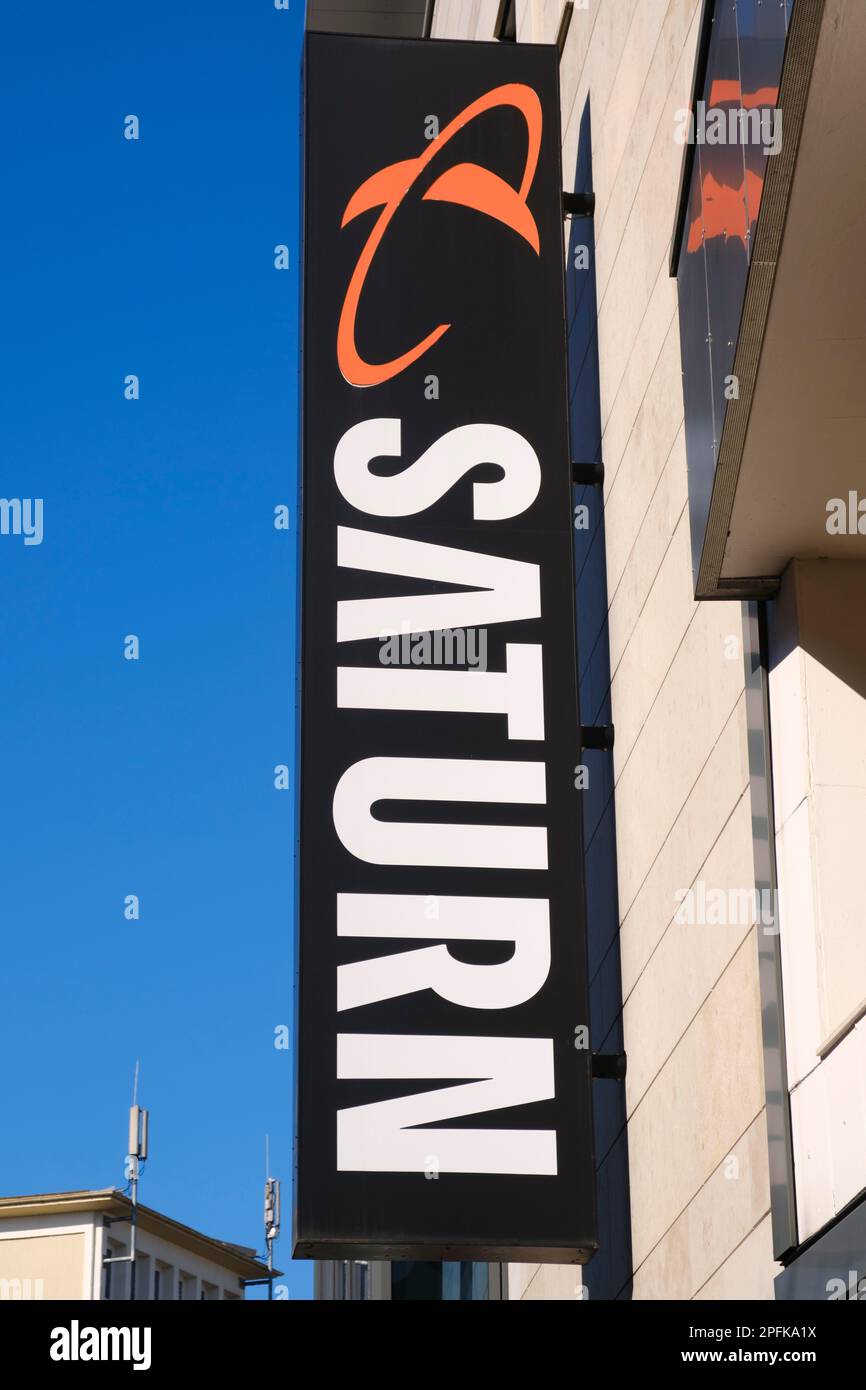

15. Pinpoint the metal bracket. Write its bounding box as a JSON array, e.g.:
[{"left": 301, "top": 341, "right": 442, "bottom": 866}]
[
  {"left": 592, "top": 1052, "right": 627, "bottom": 1081},
  {"left": 581, "top": 724, "right": 615, "bottom": 752},
  {"left": 563, "top": 190, "right": 596, "bottom": 219},
  {"left": 572, "top": 461, "right": 604, "bottom": 487}
]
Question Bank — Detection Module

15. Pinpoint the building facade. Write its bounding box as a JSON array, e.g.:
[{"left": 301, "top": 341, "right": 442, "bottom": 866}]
[
  {"left": 306, "top": 0, "right": 866, "bottom": 1300},
  {"left": 314, "top": 1259, "right": 506, "bottom": 1299},
  {"left": 0, "top": 1190, "right": 273, "bottom": 1300}
]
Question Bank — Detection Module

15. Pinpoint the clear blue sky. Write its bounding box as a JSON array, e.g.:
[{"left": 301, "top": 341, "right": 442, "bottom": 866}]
[{"left": 0, "top": 0, "right": 309, "bottom": 1298}]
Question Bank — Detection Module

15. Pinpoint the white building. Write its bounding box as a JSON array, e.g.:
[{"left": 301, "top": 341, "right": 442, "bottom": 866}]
[{"left": 0, "top": 1190, "right": 273, "bottom": 1300}]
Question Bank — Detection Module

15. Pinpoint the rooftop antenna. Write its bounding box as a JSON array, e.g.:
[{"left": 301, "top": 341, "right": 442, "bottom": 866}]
[
  {"left": 103, "top": 1062, "right": 149, "bottom": 1299},
  {"left": 263, "top": 1136, "right": 280, "bottom": 1302}
]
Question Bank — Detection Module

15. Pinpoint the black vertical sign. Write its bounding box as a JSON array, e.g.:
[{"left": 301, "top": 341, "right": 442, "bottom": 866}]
[{"left": 295, "top": 33, "right": 597, "bottom": 1263}]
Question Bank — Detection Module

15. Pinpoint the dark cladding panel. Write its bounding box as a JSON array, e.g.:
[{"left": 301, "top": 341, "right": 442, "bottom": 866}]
[
  {"left": 775, "top": 1195, "right": 866, "bottom": 1299},
  {"left": 306, "top": 0, "right": 430, "bottom": 38},
  {"left": 296, "top": 33, "right": 596, "bottom": 1264}
]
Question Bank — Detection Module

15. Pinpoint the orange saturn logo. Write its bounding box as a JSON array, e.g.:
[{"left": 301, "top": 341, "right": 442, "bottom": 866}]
[{"left": 337, "top": 83, "right": 543, "bottom": 389}]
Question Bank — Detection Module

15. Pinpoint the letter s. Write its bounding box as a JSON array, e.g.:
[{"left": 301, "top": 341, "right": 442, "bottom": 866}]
[{"left": 334, "top": 419, "right": 541, "bottom": 520}]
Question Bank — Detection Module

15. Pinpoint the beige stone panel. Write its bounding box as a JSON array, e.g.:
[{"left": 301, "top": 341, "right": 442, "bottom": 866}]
[
  {"left": 775, "top": 798, "right": 823, "bottom": 1088},
  {"left": 600, "top": 256, "right": 679, "bottom": 497},
  {"left": 608, "top": 429, "right": 688, "bottom": 679},
  {"left": 625, "top": 795, "right": 756, "bottom": 1111},
  {"left": 789, "top": 562, "right": 866, "bottom": 788},
  {"left": 560, "top": 1, "right": 640, "bottom": 191},
  {"left": 464, "top": 0, "right": 482, "bottom": 41},
  {"left": 594, "top": 0, "right": 701, "bottom": 300},
  {"left": 813, "top": 784, "right": 866, "bottom": 1042},
  {"left": 471, "top": 0, "right": 502, "bottom": 39},
  {"left": 615, "top": 597, "right": 744, "bottom": 919},
  {"left": 628, "top": 938, "right": 765, "bottom": 1270},
  {"left": 821, "top": 1015, "right": 866, "bottom": 1218},
  {"left": 790, "top": 1059, "right": 835, "bottom": 1240},
  {"left": 437, "top": 0, "right": 505, "bottom": 40},
  {"left": 631, "top": 1110, "right": 770, "bottom": 1300},
  {"left": 0, "top": 1231, "right": 87, "bottom": 1300},
  {"left": 620, "top": 694, "right": 749, "bottom": 1002},
  {"left": 520, "top": 1262, "right": 581, "bottom": 1299},
  {"left": 803, "top": 655, "right": 866, "bottom": 797},
  {"left": 790, "top": 1016, "right": 866, "bottom": 1241},
  {"left": 603, "top": 316, "right": 690, "bottom": 618},
  {"left": 557, "top": 1, "right": 601, "bottom": 151},
  {"left": 764, "top": 561, "right": 866, "bottom": 831},
  {"left": 596, "top": 77, "right": 698, "bottom": 441},
  {"left": 693, "top": 1214, "right": 776, "bottom": 1301},
  {"left": 546, "top": 0, "right": 567, "bottom": 40},
  {"left": 596, "top": 84, "right": 693, "bottom": 428},
  {"left": 430, "top": 0, "right": 449, "bottom": 38},
  {"left": 433, "top": 0, "right": 465, "bottom": 39},
  {"left": 506, "top": 1261, "right": 537, "bottom": 1300},
  {"left": 521, "top": 0, "right": 567, "bottom": 44},
  {"left": 610, "top": 508, "right": 694, "bottom": 769},
  {"left": 591, "top": 0, "right": 670, "bottom": 224},
  {"left": 561, "top": 115, "right": 583, "bottom": 214},
  {"left": 767, "top": 647, "right": 810, "bottom": 835}
]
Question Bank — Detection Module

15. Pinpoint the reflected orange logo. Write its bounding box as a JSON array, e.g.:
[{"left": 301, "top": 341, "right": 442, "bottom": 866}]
[
  {"left": 687, "top": 169, "right": 766, "bottom": 253},
  {"left": 686, "top": 83, "right": 779, "bottom": 253},
  {"left": 337, "top": 83, "right": 543, "bottom": 388}
]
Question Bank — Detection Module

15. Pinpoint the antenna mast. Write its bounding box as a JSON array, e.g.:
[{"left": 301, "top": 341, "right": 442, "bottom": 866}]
[
  {"left": 264, "top": 1138, "right": 280, "bottom": 1301},
  {"left": 102, "top": 1063, "right": 149, "bottom": 1299}
]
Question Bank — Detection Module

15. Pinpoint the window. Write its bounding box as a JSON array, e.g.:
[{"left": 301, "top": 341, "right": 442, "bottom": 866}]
[
  {"left": 345, "top": 1261, "right": 369, "bottom": 1300},
  {"left": 102, "top": 1241, "right": 128, "bottom": 1300},
  {"left": 495, "top": 0, "right": 516, "bottom": 42},
  {"left": 394, "top": 1262, "right": 499, "bottom": 1300},
  {"left": 132, "top": 1254, "right": 150, "bottom": 1301}
]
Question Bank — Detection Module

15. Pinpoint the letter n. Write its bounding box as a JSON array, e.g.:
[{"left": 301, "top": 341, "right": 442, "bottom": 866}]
[{"left": 337, "top": 1034, "right": 556, "bottom": 1175}]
